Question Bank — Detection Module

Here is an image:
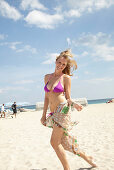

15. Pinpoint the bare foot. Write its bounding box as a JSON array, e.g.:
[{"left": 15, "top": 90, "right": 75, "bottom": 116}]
[{"left": 87, "top": 156, "right": 97, "bottom": 167}]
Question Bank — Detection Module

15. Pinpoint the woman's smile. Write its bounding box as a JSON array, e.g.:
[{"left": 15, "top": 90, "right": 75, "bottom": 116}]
[{"left": 56, "top": 57, "right": 67, "bottom": 71}]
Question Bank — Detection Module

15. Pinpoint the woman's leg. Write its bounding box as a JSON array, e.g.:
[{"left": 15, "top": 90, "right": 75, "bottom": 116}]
[
  {"left": 61, "top": 134, "right": 97, "bottom": 167},
  {"left": 50, "top": 124, "right": 70, "bottom": 170},
  {"left": 3, "top": 112, "right": 5, "bottom": 118},
  {"left": 78, "top": 151, "right": 97, "bottom": 167}
]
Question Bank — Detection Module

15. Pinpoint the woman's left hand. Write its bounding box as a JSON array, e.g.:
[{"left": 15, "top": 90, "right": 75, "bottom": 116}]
[
  {"left": 74, "top": 103, "right": 83, "bottom": 111},
  {"left": 67, "top": 99, "right": 83, "bottom": 111}
]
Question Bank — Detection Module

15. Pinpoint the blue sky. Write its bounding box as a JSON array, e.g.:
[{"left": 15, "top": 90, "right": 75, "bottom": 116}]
[{"left": 0, "top": 0, "right": 114, "bottom": 105}]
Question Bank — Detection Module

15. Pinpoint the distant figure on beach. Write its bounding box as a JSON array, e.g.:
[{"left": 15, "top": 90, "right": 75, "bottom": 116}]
[
  {"left": 0, "top": 104, "right": 5, "bottom": 118},
  {"left": 11, "top": 102, "right": 17, "bottom": 118},
  {"left": 106, "top": 100, "right": 112, "bottom": 104},
  {"left": 41, "top": 49, "right": 97, "bottom": 170}
]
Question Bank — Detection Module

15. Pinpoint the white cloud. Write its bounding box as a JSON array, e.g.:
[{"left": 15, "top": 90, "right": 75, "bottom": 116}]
[
  {"left": 0, "top": 86, "right": 30, "bottom": 93},
  {"left": 54, "top": 6, "right": 62, "bottom": 13},
  {"left": 9, "top": 42, "right": 22, "bottom": 50},
  {"left": 24, "top": 10, "right": 64, "bottom": 29},
  {"left": 0, "top": 34, "right": 6, "bottom": 40},
  {"left": 65, "top": 9, "right": 81, "bottom": 18},
  {"left": 66, "top": 0, "right": 114, "bottom": 16},
  {"left": 23, "top": 0, "right": 114, "bottom": 28},
  {"left": 94, "top": 0, "right": 114, "bottom": 9},
  {"left": 67, "top": 0, "right": 114, "bottom": 11},
  {"left": 72, "top": 32, "right": 114, "bottom": 61},
  {"left": 93, "top": 44, "right": 114, "bottom": 61},
  {"left": 20, "top": 0, "right": 47, "bottom": 11},
  {"left": 85, "top": 77, "right": 114, "bottom": 84},
  {"left": 0, "top": 0, "right": 114, "bottom": 29},
  {"left": 0, "top": 41, "right": 37, "bottom": 54},
  {"left": 16, "top": 45, "right": 37, "bottom": 54},
  {"left": 0, "top": 0, "right": 22, "bottom": 21},
  {"left": 0, "top": 41, "right": 22, "bottom": 49},
  {"left": 42, "top": 53, "right": 59, "bottom": 64},
  {"left": 81, "top": 51, "right": 88, "bottom": 57},
  {"left": 74, "top": 32, "right": 111, "bottom": 46}
]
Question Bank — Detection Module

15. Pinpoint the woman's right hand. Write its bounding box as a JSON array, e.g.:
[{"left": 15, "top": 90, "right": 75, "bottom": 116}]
[{"left": 40, "top": 115, "right": 46, "bottom": 126}]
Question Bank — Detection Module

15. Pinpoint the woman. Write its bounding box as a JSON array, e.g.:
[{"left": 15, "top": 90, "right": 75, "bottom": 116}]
[{"left": 41, "top": 50, "right": 97, "bottom": 170}]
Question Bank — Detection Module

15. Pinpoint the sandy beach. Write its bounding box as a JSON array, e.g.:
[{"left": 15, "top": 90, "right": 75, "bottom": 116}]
[{"left": 0, "top": 103, "right": 114, "bottom": 170}]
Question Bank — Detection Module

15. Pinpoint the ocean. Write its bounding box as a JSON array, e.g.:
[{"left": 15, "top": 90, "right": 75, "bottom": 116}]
[
  {"left": 1, "top": 98, "right": 113, "bottom": 111},
  {"left": 87, "top": 98, "right": 113, "bottom": 104},
  {"left": 24, "top": 98, "right": 113, "bottom": 109}
]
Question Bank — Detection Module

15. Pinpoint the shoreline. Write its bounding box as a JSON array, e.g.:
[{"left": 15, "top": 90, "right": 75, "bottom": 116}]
[
  {"left": 2, "top": 101, "right": 114, "bottom": 113},
  {"left": 0, "top": 97, "right": 113, "bottom": 109}
]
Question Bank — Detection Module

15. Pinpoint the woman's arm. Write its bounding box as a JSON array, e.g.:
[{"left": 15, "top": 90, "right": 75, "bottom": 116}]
[
  {"left": 41, "top": 93, "right": 49, "bottom": 125},
  {"left": 64, "top": 75, "right": 83, "bottom": 111},
  {"left": 42, "top": 92, "right": 49, "bottom": 117},
  {"left": 41, "top": 75, "right": 49, "bottom": 125},
  {"left": 64, "top": 75, "right": 71, "bottom": 101}
]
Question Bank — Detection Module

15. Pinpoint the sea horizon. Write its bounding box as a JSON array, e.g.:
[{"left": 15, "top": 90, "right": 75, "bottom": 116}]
[{"left": 0, "top": 97, "right": 113, "bottom": 110}]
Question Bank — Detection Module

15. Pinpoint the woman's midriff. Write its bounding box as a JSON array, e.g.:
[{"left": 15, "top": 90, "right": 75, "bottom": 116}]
[{"left": 48, "top": 92, "right": 67, "bottom": 112}]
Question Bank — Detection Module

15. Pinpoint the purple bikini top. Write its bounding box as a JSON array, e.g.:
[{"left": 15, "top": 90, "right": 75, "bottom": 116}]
[{"left": 44, "top": 74, "right": 64, "bottom": 93}]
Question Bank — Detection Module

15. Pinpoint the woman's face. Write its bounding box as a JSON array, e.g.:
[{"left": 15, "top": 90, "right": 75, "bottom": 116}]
[{"left": 55, "top": 57, "right": 67, "bottom": 72}]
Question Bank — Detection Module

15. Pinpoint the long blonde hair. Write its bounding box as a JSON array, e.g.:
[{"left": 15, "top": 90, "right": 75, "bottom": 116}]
[{"left": 56, "top": 49, "right": 77, "bottom": 76}]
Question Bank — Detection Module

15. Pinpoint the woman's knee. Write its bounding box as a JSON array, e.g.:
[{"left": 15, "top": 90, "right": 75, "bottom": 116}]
[{"left": 50, "top": 138, "right": 59, "bottom": 149}]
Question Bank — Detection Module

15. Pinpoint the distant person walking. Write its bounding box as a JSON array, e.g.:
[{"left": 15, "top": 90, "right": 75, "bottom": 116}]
[
  {"left": 11, "top": 102, "right": 17, "bottom": 118},
  {"left": 1, "top": 104, "right": 5, "bottom": 118}
]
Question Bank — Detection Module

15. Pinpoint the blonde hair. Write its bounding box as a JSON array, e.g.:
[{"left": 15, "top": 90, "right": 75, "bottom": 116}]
[{"left": 56, "top": 49, "right": 77, "bottom": 76}]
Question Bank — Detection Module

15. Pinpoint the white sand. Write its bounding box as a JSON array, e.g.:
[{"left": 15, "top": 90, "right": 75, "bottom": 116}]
[{"left": 0, "top": 103, "right": 114, "bottom": 170}]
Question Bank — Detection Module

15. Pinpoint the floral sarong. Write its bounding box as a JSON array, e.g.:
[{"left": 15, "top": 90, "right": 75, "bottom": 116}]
[{"left": 44, "top": 102, "right": 80, "bottom": 156}]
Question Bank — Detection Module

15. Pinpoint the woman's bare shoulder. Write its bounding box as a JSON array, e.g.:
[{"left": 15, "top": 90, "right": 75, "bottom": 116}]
[
  {"left": 63, "top": 74, "right": 71, "bottom": 86},
  {"left": 63, "top": 74, "right": 71, "bottom": 80}
]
